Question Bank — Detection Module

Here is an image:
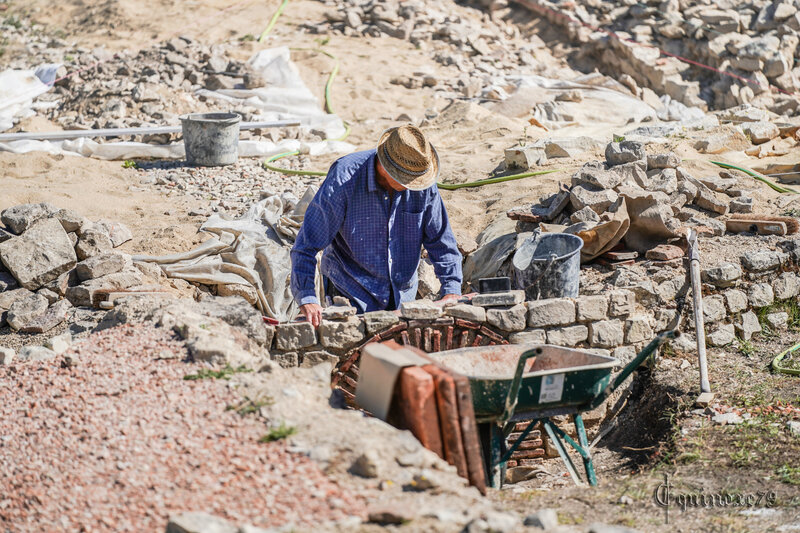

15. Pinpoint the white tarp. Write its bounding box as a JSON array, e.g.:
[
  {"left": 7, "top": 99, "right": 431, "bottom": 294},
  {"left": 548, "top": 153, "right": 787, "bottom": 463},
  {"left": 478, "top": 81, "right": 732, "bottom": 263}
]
[
  {"left": 0, "top": 47, "right": 354, "bottom": 159},
  {"left": 132, "top": 186, "right": 323, "bottom": 322}
]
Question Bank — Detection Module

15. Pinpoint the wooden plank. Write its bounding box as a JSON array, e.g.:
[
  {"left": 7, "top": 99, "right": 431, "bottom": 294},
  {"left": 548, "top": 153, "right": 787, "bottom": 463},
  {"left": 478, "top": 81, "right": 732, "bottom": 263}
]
[
  {"left": 422, "top": 365, "right": 469, "bottom": 480},
  {"left": 452, "top": 372, "right": 488, "bottom": 495},
  {"left": 726, "top": 219, "right": 787, "bottom": 236}
]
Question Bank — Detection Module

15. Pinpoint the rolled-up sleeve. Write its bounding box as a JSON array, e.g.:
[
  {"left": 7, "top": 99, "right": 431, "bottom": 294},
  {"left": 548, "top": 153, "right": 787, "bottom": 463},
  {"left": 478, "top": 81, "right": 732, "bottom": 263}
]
[
  {"left": 422, "top": 188, "right": 463, "bottom": 296},
  {"left": 290, "top": 164, "right": 346, "bottom": 306}
]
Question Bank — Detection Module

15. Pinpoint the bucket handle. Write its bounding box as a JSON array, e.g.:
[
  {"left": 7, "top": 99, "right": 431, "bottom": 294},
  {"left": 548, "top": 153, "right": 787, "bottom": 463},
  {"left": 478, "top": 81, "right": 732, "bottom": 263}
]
[{"left": 521, "top": 252, "right": 558, "bottom": 300}]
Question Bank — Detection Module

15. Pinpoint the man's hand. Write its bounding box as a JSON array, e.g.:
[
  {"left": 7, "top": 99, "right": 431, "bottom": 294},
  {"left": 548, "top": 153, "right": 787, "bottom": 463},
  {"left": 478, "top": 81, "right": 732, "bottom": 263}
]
[
  {"left": 299, "top": 303, "right": 323, "bottom": 327},
  {"left": 436, "top": 293, "right": 461, "bottom": 306}
]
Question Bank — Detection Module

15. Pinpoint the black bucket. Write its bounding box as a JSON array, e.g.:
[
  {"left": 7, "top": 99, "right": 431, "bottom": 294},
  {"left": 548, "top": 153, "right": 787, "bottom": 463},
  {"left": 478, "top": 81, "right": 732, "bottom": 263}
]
[{"left": 511, "top": 232, "right": 583, "bottom": 300}]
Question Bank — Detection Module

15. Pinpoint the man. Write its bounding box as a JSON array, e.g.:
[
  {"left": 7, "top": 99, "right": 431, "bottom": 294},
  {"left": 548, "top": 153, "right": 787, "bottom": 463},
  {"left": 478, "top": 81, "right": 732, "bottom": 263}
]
[{"left": 291, "top": 125, "right": 463, "bottom": 326}]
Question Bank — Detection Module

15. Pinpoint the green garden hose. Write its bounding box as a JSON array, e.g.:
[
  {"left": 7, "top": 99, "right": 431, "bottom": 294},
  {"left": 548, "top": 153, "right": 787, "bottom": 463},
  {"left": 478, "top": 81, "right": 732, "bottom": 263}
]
[
  {"left": 711, "top": 161, "right": 799, "bottom": 195},
  {"left": 772, "top": 341, "right": 800, "bottom": 376},
  {"left": 258, "top": 0, "right": 289, "bottom": 42},
  {"left": 437, "top": 169, "right": 562, "bottom": 190}
]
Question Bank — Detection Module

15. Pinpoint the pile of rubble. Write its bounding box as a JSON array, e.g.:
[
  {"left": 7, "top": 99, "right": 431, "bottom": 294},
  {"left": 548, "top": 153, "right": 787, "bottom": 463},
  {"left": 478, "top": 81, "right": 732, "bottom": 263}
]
[
  {"left": 308, "top": 0, "right": 553, "bottom": 98},
  {"left": 0, "top": 202, "right": 152, "bottom": 336},
  {"left": 519, "top": 0, "right": 800, "bottom": 114},
  {"left": 509, "top": 139, "right": 760, "bottom": 260}
]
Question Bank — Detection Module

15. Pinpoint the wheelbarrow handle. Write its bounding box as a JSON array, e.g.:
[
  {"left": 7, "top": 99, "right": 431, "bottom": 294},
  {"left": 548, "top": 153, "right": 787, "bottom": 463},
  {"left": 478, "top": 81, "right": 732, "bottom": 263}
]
[
  {"left": 586, "top": 329, "right": 679, "bottom": 411},
  {"left": 499, "top": 346, "right": 542, "bottom": 434}
]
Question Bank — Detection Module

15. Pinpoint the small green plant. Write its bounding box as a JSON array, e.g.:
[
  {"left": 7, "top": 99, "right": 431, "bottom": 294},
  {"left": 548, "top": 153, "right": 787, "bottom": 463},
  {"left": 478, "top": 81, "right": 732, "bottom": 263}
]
[
  {"left": 227, "top": 396, "right": 273, "bottom": 416},
  {"left": 777, "top": 464, "right": 800, "bottom": 485},
  {"left": 729, "top": 447, "right": 755, "bottom": 467},
  {"left": 738, "top": 337, "right": 755, "bottom": 358},
  {"left": 122, "top": 159, "right": 138, "bottom": 169},
  {"left": 183, "top": 365, "right": 252, "bottom": 381},
  {"left": 613, "top": 134, "right": 625, "bottom": 143},
  {"left": 64, "top": 54, "right": 74, "bottom": 62},
  {"left": 260, "top": 423, "right": 296, "bottom": 442},
  {"left": 314, "top": 36, "right": 330, "bottom": 47}
]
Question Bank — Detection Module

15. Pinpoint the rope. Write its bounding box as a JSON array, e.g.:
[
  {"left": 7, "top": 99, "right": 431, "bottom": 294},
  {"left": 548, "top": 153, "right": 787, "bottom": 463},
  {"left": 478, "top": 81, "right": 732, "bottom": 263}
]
[{"left": 710, "top": 161, "right": 800, "bottom": 195}]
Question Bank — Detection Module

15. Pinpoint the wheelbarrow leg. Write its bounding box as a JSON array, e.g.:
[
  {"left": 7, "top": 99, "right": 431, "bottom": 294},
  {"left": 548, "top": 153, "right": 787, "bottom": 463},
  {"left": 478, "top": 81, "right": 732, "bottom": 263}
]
[
  {"left": 574, "top": 414, "right": 597, "bottom": 486},
  {"left": 488, "top": 423, "right": 505, "bottom": 488},
  {"left": 542, "top": 419, "right": 584, "bottom": 487}
]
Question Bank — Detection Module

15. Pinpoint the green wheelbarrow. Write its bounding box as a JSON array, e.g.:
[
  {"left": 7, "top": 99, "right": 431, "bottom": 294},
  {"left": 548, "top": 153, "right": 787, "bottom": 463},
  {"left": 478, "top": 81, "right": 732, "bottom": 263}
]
[{"left": 427, "top": 330, "right": 679, "bottom": 488}]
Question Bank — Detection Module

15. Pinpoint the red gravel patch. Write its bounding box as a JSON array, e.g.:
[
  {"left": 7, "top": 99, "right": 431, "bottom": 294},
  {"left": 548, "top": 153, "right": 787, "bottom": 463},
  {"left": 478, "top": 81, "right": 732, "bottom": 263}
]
[{"left": 0, "top": 323, "right": 364, "bottom": 532}]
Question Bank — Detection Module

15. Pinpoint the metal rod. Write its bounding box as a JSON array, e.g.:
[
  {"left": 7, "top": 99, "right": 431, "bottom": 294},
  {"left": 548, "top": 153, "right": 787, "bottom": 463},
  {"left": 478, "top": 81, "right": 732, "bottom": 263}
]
[
  {"left": 688, "top": 229, "right": 712, "bottom": 393},
  {"left": 0, "top": 120, "right": 301, "bottom": 142}
]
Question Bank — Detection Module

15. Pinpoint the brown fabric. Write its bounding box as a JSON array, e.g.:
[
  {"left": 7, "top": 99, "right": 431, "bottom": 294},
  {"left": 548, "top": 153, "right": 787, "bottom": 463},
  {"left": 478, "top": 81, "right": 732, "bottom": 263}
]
[{"left": 376, "top": 125, "right": 439, "bottom": 190}]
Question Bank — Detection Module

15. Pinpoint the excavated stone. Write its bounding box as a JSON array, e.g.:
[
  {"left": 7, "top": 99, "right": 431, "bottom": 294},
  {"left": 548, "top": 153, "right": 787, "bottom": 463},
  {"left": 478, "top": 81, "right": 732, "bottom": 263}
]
[
  {"left": 613, "top": 345, "right": 637, "bottom": 365},
  {"left": 645, "top": 244, "right": 683, "bottom": 261},
  {"left": 729, "top": 196, "right": 753, "bottom": 213},
  {"left": 0, "top": 347, "right": 15, "bottom": 365},
  {"left": 215, "top": 283, "right": 258, "bottom": 306},
  {"left": 693, "top": 186, "right": 729, "bottom": 215},
  {"left": 75, "top": 228, "right": 114, "bottom": 260},
  {"left": 17, "top": 346, "right": 57, "bottom": 362},
  {"left": 20, "top": 299, "right": 73, "bottom": 334},
  {"left": 743, "top": 121, "right": 779, "bottom": 144},
  {"left": 0, "top": 202, "right": 57, "bottom": 234},
  {"left": 605, "top": 140, "right": 646, "bottom": 166},
  {"left": 643, "top": 168, "right": 679, "bottom": 194},
  {"left": 322, "top": 305, "right": 357, "bottom": 319},
  {"left": 741, "top": 250, "right": 784, "bottom": 272},
  {"left": 363, "top": 311, "right": 400, "bottom": 335},
  {"left": 569, "top": 185, "right": 618, "bottom": 215},
  {"left": 94, "top": 219, "right": 133, "bottom": 247},
  {"left": 608, "top": 290, "right": 635, "bottom": 316},
  {"left": 589, "top": 320, "right": 624, "bottom": 348},
  {"left": 444, "top": 303, "right": 486, "bottom": 322},
  {"left": 575, "top": 295, "right": 608, "bottom": 321},
  {"left": 46, "top": 332, "right": 73, "bottom": 354},
  {"left": 570, "top": 206, "right": 601, "bottom": 225},
  {"left": 508, "top": 329, "right": 547, "bottom": 344},
  {"left": 736, "top": 310, "right": 761, "bottom": 340},
  {"left": 724, "top": 289, "right": 748, "bottom": 313},
  {"left": 570, "top": 162, "right": 624, "bottom": 190},
  {"left": 275, "top": 322, "right": 317, "bottom": 350},
  {"left": 766, "top": 312, "right": 788, "bottom": 329},
  {"left": 0, "top": 228, "right": 12, "bottom": 243},
  {"left": 75, "top": 253, "right": 132, "bottom": 281},
  {"left": 301, "top": 350, "right": 339, "bottom": 368},
  {"left": 37, "top": 288, "right": 59, "bottom": 305},
  {"left": 654, "top": 308, "right": 679, "bottom": 331},
  {"left": 527, "top": 298, "right": 575, "bottom": 327},
  {"left": 486, "top": 304, "right": 527, "bottom": 332},
  {"left": 748, "top": 283, "right": 774, "bottom": 308},
  {"left": 6, "top": 292, "right": 49, "bottom": 331},
  {"left": 707, "top": 323, "right": 736, "bottom": 347},
  {"left": 471, "top": 290, "right": 524, "bottom": 307},
  {"left": 65, "top": 270, "right": 143, "bottom": 307},
  {"left": 53, "top": 208, "right": 86, "bottom": 233},
  {"left": 400, "top": 300, "right": 443, "bottom": 319},
  {"left": 646, "top": 152, "right": 680, "bottom": 169},
  {"left": 608, "top": 161, "right": 647, "bottom": 188},
  {"left": 0, "top": 271, "right": 18, "bottom": 292},
  {"left": 702, "top": 262, "right": 742, "bottom": 287},
  {"left": 703, "top": 294, "right": 727, "bottom": 323},
  {"left": 0, "top": 218, "right": 77, "bottom": 290},
  {"left": 546, "top": 325, "right": 588, "bottom": 347},
  {"left": 773, "top": 272, "right": 800, "bottom": 300},
  {"left": 319, "top": 316, "right": 366, "bottom": 350},
  {"left": 624, "top": 315, "right": 653, "bottom": 344}
]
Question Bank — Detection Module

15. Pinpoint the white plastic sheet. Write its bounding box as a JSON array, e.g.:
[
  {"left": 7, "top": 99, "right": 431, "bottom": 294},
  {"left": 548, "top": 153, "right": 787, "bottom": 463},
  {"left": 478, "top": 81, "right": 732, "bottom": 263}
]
[{"left": 0, "top": 47, "right": 353, "bottom": 160}]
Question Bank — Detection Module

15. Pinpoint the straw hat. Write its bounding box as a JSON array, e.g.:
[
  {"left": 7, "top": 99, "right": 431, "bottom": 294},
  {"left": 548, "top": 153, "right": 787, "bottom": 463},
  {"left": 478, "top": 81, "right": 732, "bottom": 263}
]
[{"left": 376, "top": 125, "right": 439, "bottom": 190}]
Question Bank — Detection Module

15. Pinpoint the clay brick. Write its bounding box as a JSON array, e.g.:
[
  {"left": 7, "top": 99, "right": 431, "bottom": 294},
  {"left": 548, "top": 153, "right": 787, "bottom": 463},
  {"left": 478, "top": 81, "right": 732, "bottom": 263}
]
[
  {"left": 517, "top": 439, "right": 544, "bottom": 450},
  {"left": 390, "top": 366, "right": 443, "bottom": 457},
  {"left": 409, "top": 317, "right": 454, "bottom": 328},
  {"left": 518, "top": 458, "right": 544, "bottom": 466},
  {"left": 455, "top": 318, "right": 480, "bottom": 330},
  {"left": 423, "top": 365, "right": 469, "bottom": 479},
  {"left": 432, "top": 330, "right": 441, "bottom": 352},
  {"left": 413, "top": 328, "right": 422, "bottom": 348},
  {"left": 511, "top": 448, "right": 545, "bottom": 459},
  {"left": 445, "top": 326, "right": 454, "bottom": 349},
  {"left": 344, "top": 375, "right": 358, "bottom": 389},
  {"left": 506, "top": 460, "right": 518, "bottom": 468},
  {"left": 513, "top": 421, "right": 542, "bottom": 432},
  {"left": 459, "top": 331, "right": 470, "bottom": 347},
  {"left": 479, "top": 325, "right": 505, "bottom": 342},
  {"left": 471, "top": 334, "right": 484, "bottom": 346},
  {"left": 401, "top": 331, "right": 411, "bottom": 345},
  {"left": 378, "top": 322, "right": 408, "bottom": 340},
  {"left": 423, "top": 327, "right": 432, "bottom": 352}
]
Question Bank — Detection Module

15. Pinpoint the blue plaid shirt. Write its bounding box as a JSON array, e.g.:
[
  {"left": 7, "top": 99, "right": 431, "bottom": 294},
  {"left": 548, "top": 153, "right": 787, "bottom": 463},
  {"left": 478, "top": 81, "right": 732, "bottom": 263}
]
[{"left": 291, "top": 149, "right": 462, "bottom": 312}]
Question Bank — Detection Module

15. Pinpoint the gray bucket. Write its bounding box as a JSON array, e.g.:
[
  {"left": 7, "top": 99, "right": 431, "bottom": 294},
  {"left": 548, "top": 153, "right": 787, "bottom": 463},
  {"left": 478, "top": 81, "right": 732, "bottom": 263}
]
[
  {"left": 180, "top": 112, "right": 240, "bottom": 166},
  {"left": 512, "top": 232, "right": 583, "bottom": 300}
]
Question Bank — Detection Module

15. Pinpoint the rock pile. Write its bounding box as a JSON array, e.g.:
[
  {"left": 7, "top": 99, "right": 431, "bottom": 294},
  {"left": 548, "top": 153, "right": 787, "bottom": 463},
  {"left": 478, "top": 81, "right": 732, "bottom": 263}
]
[
  {"left": 521, "top": 0, "right": 800, "bottom": 115},
  {"left": 0, "top": 202, "right": 151, "bottom": 333},
  {"left": 509, "top": 140, "right": 758, "bottom": 258},
  {"left": 307, "top": 0, "right": 551, "bottom": 98}
]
